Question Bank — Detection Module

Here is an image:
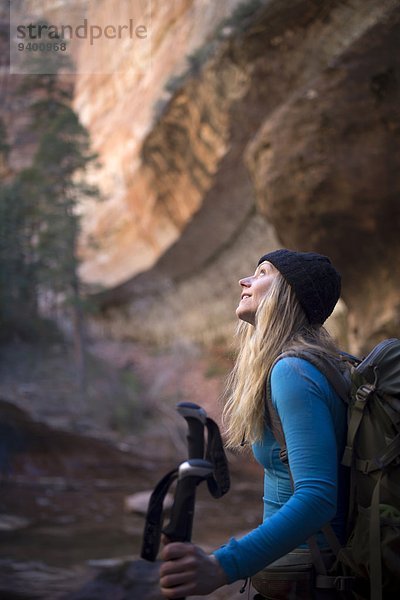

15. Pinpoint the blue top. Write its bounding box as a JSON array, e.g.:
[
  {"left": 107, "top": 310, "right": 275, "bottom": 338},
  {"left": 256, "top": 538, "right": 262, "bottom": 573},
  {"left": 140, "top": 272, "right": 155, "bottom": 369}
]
[{"left": 213, "top": 357, "right": 348, "bottom": 583}]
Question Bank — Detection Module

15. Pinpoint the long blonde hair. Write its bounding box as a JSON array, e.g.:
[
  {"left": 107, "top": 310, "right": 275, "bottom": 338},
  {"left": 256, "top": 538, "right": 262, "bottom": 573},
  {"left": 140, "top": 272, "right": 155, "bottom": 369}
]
[{"left": 223, "top": 272, "right": 340, "bottom": 448}]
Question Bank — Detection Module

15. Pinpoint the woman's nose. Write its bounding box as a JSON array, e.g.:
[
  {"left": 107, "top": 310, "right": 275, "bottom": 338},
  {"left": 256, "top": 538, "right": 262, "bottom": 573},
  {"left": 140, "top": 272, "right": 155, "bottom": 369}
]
[{"left": 239, "top": 276, "right": 252, "bottom": 287}]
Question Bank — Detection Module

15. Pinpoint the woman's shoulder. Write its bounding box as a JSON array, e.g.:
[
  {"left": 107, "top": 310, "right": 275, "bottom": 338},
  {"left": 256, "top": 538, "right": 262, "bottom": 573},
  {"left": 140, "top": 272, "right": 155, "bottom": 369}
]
[
  {"left": 270, "top": 355, "right": 330, "bottom": 390},
  {"left": 271, "top": 354, "right": 322, "bottom": 375},
  {"left": 269, "top": 354, "right": 347, "bottom": 429}
]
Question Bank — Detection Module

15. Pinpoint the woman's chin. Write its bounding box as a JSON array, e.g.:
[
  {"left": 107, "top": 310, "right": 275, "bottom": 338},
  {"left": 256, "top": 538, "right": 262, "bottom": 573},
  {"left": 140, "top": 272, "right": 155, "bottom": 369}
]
[{"left": 236, "top": 306, "right": 255, "bottom": 325}]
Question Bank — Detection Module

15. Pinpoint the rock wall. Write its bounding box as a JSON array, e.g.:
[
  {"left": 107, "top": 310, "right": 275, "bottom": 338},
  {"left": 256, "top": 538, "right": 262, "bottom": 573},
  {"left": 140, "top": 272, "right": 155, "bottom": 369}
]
[
  {"left": 245, "top": 1, "right": 400, "bottom": 352},
  {"left": 2, "top": 0, "right": 400, "bottom": 353},
  {"left": 88, "top": 0, "right": 400, "bottom": 353},
  {"left": 72, "top": 0, "right": 248, "bottom": 286}
]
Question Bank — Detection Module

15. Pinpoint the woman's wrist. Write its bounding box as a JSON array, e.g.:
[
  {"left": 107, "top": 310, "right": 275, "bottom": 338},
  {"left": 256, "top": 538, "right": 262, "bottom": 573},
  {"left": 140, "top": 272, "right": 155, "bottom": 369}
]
[{"left": 209, "top": 554, "right": 228, "bottom": 588}]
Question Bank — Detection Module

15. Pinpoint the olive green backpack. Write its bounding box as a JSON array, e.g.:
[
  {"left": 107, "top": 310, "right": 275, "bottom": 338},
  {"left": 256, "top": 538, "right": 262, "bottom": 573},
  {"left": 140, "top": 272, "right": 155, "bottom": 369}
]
[{"left": 267, "top": 338, "right": 400, "bottom": 600}]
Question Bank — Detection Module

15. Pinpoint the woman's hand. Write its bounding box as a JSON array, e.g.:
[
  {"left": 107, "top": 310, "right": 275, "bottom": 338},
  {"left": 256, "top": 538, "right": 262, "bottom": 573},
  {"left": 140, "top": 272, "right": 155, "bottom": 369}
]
[{"left": 159, "top": 542, "right": 228, "bottom": 598}]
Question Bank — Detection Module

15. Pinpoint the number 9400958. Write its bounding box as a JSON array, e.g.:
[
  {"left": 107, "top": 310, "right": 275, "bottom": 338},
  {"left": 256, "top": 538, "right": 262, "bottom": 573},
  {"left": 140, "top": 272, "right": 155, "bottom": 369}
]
[{"left": 18, "top": 42, "right": 67, "bottom": 52}]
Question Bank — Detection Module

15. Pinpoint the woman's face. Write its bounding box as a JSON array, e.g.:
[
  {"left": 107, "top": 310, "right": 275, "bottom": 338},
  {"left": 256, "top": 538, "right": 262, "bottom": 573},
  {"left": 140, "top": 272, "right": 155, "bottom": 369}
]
[{"left": 236, "top": 261, "right": 279, "bottom": 325}]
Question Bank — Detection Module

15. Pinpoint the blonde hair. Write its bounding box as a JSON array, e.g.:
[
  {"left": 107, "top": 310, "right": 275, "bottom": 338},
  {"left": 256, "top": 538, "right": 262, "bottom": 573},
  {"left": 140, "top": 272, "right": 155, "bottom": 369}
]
[{"left": 223, "top": 272, "right": 340, "bottom": 448}]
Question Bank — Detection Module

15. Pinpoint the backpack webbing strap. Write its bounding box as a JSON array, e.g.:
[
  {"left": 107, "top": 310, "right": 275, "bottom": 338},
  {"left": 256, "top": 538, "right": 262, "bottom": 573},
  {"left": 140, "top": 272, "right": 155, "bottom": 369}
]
[
  {"left": 307, "top": 533, "right": 327, "bottom": 576},
  {"left": 370, "top": 472, "right": 383, "bottom": 600},
  {"left": 315, "top": 574, "right": 356, "bottom": 593},
  {"left": 342, "top": 383, "right": 376, "bottom": 468},
  {"left": 321, "top": 524, "right": 341, "bottom": 557},
  {"left": 355, "top": 431, "right": 400, "bottom": 474}
]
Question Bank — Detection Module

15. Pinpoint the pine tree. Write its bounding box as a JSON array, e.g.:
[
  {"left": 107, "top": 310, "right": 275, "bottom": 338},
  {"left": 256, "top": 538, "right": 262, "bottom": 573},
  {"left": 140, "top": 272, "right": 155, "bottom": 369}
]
[
  {"left": 0, "top": 118, "right": 10, "bottom": 175},
  {"left": 23, "top": 73, "right": 98, "bottom": 393},
  {"left": 0, "top": 121, "right": 39, "bottom": 337},
  {"left": 0, "top": 66, "right": 99, "bottom": 393}
]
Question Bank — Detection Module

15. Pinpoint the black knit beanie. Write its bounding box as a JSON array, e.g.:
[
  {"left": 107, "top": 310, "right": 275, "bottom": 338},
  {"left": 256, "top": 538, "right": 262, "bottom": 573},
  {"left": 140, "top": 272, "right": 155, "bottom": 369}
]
[{"left": 257, "top": 249, "right": 341, "bottom": 325}]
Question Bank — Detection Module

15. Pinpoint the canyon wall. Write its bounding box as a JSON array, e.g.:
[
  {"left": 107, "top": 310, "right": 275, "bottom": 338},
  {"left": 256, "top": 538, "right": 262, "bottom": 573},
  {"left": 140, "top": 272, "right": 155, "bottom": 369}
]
[
  {"left": 89, "top": 0, "right": 400, "bottom": 353},
  {"left": 72, "top": 0, "right": 248, "bottom": 287},
  {"left": 2, "top": 0, "right": 400, "bottom": 353}
]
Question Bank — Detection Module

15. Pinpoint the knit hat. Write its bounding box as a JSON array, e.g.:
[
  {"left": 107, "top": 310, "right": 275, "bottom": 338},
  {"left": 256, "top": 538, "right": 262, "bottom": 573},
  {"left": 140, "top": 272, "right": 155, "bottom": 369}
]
[{"left": 257, "top": 249, "right": 341, "bottom": 325}]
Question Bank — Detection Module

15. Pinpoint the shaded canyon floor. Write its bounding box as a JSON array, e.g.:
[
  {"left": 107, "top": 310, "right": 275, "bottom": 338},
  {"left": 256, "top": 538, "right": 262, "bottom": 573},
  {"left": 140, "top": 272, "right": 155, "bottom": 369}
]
[{"left": 0, "top": 339, "right": 262, "bottom": 599}]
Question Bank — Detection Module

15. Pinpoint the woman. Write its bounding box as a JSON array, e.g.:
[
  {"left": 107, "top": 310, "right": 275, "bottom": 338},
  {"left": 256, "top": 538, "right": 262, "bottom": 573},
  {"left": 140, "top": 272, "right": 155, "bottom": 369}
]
[{"left": 160, "top": 249, "right": 348, "bottom": 599}]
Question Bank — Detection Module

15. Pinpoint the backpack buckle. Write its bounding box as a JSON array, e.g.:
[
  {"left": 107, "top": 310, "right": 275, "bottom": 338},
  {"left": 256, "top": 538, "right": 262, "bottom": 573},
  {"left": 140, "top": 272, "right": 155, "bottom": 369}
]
[
  {"left": 355, "top": 383, "right": 375, "bottom": 403},
  {"left": 334, "top": 576, "right": 356, "bottom": 592}
]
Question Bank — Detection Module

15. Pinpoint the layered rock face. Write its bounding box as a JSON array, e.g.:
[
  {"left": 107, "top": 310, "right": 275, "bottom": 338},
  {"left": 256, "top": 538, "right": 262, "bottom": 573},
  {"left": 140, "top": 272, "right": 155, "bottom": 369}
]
[
  {"left": 86, "top": 0, "right": 400, "bottom": 353},
  {"left": 72, "top": 0, "right": 248, "bottom": 286},
  {"left": 2, "top": 0, "right": 400, "bottom": 352},
  {"left": 244, "top": 1, "right": 400, "bottom": 352}
]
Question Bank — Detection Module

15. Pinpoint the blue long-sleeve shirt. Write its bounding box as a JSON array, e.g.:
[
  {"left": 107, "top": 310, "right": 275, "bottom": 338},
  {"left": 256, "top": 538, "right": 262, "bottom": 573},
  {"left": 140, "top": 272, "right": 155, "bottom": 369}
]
[{"left": 214, "top": 357, "right": 348, "bottom": 583}]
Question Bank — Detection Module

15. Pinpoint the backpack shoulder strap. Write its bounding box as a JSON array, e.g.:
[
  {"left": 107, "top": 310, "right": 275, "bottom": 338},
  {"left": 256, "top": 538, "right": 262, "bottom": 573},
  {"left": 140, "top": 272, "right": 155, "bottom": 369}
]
[{"left": 277, "top": 350, "right": 351, "bottom": 403}]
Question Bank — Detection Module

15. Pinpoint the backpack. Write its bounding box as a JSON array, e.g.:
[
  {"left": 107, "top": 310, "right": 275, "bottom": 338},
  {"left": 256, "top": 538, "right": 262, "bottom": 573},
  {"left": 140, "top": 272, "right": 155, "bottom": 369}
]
[{"left": 266, "top": 338, "right": 400, "bottom": 600}]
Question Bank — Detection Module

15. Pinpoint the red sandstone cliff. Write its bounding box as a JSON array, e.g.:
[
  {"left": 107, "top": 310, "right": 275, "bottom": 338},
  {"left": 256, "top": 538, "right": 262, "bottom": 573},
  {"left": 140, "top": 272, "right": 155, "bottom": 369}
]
[{"left": 2, "top": 0, "right": 400, "bottom": 353}]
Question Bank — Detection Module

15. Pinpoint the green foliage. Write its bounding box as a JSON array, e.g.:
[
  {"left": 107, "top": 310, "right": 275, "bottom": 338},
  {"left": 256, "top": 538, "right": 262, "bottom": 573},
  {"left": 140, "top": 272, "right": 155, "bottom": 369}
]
[
  {"left": 184, "top": 0, "right": 265, "bottom": 80},
  {"left": 109, "top": 370, "right": 144, "bottom": 433},
  {"left": 0, "top": 68, "right": 99, "bottom": 341},
  {"left": 187, "top": 42, "right": 216, "bottom": 73},
  {"left": 217, "top": 0, "right": 263, "bottom": 34},
  {"left": 164, "top": 73, "right": 187, "bottom": 94},
  {"left": 0, "top": 118, "right": 10, "bottom": 160},
  {"left": 25, "top": 91, "right": 98, "bottom": 296},
  {"left": 229, "top": 0, "right": 263, "bottom": 24},
  {"left": 205, "top": 362, "right": 226, "bottom": 378},
  {"left": 0, "top": 178, "right": 38, "bottom": 329},
  {"left": 16, "top": 19, "right": 74, "bottom": 77}
]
